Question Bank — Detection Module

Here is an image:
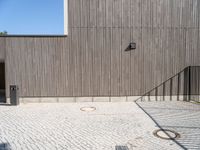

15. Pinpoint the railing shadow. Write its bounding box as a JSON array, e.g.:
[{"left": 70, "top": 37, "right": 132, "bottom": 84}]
[
  {"left": 135, "top": 100, "right": 200, "bottom": 150},
  {"left": 134, "top": 66, "right": 200, "bottom": 150}
]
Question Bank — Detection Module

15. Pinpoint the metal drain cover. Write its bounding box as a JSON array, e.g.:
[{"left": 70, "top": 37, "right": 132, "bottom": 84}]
[
  {"left": 115, "top": 145, "right": 129, "bottom": 150},
  {"left": 153, "top": 129, "right": 180, "bottom": 140},
  {"left": 80, "top": 107, "right": 96, "bottom": 112}
]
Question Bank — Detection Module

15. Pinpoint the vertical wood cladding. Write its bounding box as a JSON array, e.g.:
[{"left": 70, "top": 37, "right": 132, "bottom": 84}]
[{"left": 3, "top": 0, "right": 200, "bottom": 97}]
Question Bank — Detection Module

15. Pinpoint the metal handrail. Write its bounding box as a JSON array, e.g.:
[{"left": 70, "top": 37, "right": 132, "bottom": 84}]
[{"left": 135, "top": 66, "right": 200, "bottom": 102}]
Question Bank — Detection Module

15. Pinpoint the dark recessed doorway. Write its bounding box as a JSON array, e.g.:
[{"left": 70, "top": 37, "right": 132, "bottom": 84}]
[{"left": 0, "top": 62, "right": 6, "bottom": 103}]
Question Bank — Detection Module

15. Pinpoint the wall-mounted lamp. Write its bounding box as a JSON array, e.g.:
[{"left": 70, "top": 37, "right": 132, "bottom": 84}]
[{"left": 125, "top": 42, "right": 136, "bottom": 51}]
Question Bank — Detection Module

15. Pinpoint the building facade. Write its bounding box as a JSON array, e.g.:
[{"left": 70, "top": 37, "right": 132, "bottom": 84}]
[{"left": 0, "top": 0, "right": 200, "bottom": 103}]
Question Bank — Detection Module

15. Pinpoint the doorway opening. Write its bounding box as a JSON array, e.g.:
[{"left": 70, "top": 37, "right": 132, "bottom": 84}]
[{"left": 0, "top": 62, "right": 6, "bottom": 103}]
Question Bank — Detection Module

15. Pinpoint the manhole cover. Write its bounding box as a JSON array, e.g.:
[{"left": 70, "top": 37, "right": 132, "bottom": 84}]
[
  {"left": 153, "top": 129, "right": 180, "bottom": 140},
  {"left": 80, "top": 107, "right": 96, "bottom": 112}
]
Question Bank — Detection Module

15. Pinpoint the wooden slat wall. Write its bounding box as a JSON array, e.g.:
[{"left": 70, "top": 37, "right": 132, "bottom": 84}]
[{"left": 2, "top": 0, "right": 200, "bottom": 97}]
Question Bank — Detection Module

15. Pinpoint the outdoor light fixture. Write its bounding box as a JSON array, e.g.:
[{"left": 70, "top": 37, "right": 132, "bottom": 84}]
[
  {"left": 125, "top": 42, "right": 136, "bottom": 51},
  {"left": 129, "top": 42, "right": 136, "bottom": 50}
]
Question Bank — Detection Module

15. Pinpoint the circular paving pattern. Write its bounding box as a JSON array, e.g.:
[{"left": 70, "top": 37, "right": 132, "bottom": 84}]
[
  {"left": 153, "top": 129, "right": 180, "bottom": 140},
  {"left": 80, "top": 106, "right": 96, "bottom": 112}
]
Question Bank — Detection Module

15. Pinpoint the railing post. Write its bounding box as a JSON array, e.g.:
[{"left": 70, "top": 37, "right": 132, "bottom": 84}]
[
  {"left": 184, "top": 67, "right": 188, "bottom": 101},
  {"left": 155, "top": 87, "right": 158, "bottom": 101},
  {"left": 148, "top": 92, "right": 150, "bottom": 101},
  {"left": 184, "top": 67, "right": 191, "bottom": 102},
  {"left": 170, "top": 78, "right": 173, "bottom": 101},
  {"left": 177, "top": 74, "right": 180, "bottom": 101},
  {"left": 163, "top": 83, "right": 165, "bottom": 101},
  {"left": 188, "top": 66, "right": 191, "bottom": 101}
]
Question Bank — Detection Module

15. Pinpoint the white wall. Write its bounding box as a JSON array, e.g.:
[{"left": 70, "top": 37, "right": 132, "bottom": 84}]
[{"left": 64, "top": 0, "right": 68, "bottom": 35}]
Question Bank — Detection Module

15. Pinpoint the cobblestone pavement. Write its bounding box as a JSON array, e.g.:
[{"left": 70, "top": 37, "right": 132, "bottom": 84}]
[
  {"left": 0, "top": 102, "right": 182, "bottom": 150},
  {"left": 136, "top": 100, "right": 200, "bottom": 150}
]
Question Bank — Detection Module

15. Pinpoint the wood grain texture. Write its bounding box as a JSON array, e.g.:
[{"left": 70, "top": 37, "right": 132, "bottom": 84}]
[{"left": 1, "top": 0, "right": 200, "bottom": 98}]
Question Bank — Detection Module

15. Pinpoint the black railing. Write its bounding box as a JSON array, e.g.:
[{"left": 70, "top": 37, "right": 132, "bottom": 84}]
[
  {"left": 189, "top": 66, "right": 200, "bottom": 102},
  {"left": 135, "top": 66, "right": 200, "bottom": 103}
]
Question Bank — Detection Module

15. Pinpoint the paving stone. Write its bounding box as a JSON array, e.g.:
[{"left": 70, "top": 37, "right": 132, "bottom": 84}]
[
  {"left": 136, "top": 100, "right": 200, "bottom": 150},
  {"left": 110, "top": 97, "right": 127, "bottom": 102},
  {"left": 0, "top": 102, "right": 184, "bottom": 150}
]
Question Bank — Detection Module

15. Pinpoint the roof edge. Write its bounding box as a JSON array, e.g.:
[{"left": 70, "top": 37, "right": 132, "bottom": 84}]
[{"left": 0, "top": 35, "right": 67, "bottom": 38}]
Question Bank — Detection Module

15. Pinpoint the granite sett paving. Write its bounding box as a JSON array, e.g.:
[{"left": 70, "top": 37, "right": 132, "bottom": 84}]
[
  {"left": 0, "top": 102, "right": 183, "bottom": 150},
  {"left": 136, "top": 100, "right": 200, "bottom": 150}
]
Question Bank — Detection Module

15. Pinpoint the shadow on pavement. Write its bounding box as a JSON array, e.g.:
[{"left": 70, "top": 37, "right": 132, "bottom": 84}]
[{"left": 135, "top": 101, "right": 200, "bottom": 150}]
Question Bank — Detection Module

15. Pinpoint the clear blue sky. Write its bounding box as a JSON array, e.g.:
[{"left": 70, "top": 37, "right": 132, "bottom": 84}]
[{"left": 0, "top": 0, "right": 64, "bottom": 35}]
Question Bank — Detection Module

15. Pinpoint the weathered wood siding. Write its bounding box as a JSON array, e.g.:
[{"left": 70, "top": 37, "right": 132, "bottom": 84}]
[{"left": 2, "top": 0, "right": 200, "bottom": 97}]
